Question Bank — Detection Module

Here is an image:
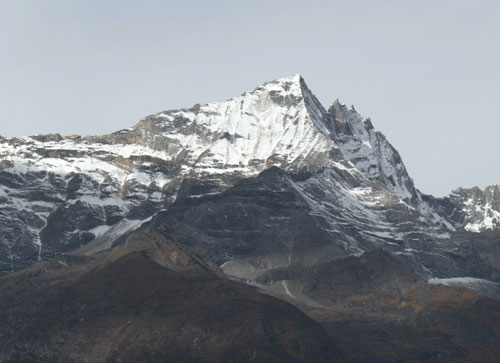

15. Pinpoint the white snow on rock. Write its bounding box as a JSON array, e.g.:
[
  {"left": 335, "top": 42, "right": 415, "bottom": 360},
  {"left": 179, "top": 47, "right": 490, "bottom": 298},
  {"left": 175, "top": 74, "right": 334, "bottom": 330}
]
[
  {"left": 464, "top": 201, "right": 500, "bottom": 232},
  {"left": 131, "top": 74, "right": 337, "bottom": 178},
  {"left": 327, "top": 101, "right": 417, "bottom": 206},
  {"left": 443, "top": 185, "right": 500, "bottom": 232}
]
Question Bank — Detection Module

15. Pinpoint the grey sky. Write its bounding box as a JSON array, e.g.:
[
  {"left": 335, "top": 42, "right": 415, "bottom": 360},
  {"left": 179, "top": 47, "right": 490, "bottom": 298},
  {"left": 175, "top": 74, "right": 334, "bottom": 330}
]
[{"left": 1, "top": 0, "right": 499, "bottom": 196}]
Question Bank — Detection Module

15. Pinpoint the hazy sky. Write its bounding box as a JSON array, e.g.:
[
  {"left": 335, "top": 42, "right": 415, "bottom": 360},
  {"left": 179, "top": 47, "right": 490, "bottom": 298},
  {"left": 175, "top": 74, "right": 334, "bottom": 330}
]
[{"left": 1, "top": 1, "right": 499, "bottom": 196}]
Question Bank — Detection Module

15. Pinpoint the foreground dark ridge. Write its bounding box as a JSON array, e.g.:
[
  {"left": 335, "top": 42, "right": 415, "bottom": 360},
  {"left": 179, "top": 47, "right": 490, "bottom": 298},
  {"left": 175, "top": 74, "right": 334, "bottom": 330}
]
[
  {"left": 0, "top": 250, "right": 344, "bottom": 362},
  {"left": 2, "top": 228, "right": 500, "bottom": 362}
]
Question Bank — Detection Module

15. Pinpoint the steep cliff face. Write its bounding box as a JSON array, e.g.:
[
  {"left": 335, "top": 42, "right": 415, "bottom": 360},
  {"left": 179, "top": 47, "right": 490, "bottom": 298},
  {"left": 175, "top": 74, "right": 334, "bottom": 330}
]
[
  {"left": 448, "top": 185, "right": 500, "bottom": 232},
  {"left": 0, "top": 138, "right": 170, "bottom": 272},
  {"left": 325, "top": 100, "right": 419, "bottom": 206},
  {"left": 416, "top": 185, "right": 500, "bottom": 234}
]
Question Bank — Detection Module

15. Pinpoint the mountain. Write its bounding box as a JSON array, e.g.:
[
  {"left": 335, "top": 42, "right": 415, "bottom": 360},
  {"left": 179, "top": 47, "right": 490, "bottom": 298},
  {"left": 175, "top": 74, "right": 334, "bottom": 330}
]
[
  {"left": 3, "top": 74, "right": 500, "bottom": 360},
  {"left": 2, "top": 224, "right": 499, "bottom": 362},
  {"left": 0, "top": 74, "right": 335, "bottom": 273},
  {"left": 1, "top": 75, "right": 500, "bottom": 283},
  {"left": 0, "top": 235, "right": 344, "bottom": 362}
]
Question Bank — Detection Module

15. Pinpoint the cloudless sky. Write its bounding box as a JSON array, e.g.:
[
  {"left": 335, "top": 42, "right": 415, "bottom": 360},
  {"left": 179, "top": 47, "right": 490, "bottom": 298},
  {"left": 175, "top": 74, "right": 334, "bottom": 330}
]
[{"left": 1, "top": 0, "right": 499, "bottom": 196}]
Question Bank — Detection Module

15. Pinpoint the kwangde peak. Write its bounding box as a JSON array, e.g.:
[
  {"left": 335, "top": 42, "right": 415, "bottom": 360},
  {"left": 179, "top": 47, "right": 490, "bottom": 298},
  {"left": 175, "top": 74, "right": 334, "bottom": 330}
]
[{"left": 1, "top": 75, "right": 500, "bottom": 361}]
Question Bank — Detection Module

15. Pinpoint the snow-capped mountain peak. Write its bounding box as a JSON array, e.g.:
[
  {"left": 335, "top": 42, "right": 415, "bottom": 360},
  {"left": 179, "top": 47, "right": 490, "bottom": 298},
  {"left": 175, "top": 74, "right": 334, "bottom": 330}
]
[
  {"left": 116, "top": 74, "right": 339, "bottom": 179},
  {"left": 0, "top": 75, "right": 345, "bottom": 273},
  {"left": 0, "top": 74, "right": 499, "bottom": 278}
]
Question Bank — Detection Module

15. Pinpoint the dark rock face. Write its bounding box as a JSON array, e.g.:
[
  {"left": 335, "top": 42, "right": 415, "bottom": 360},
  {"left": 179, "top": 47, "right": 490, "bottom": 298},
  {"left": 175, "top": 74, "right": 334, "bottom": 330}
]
[
  {"left": 256, "top": 249, "right": 423, "bottom": 297},
  {"left": 0, "top": 158, "right": 171, "bottom": 274},
  {"left": 3, "top": 229, "right": 499, "bottom": 362},
  {"left": 0, "top": 252, "right": 344, "bottom": 363},
  {"left": 253, "top": 249, "right": 500, "bottom": 362},
  {"left": 146, "top": 166, "right": 500, "bottom": 296},
  {"left": 427, "top": 185, "right": 500, "bottom": 232},
  {"left": 317, "top": 282, "right": 500, "bottom": 363},
  {"left": 149, "top": 167, "right": 347, "bottom": 275}
]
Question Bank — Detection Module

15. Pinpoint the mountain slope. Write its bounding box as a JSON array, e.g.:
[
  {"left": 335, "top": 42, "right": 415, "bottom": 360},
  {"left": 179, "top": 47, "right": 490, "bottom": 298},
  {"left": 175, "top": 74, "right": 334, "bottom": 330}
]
[{"left": 0, "top": 251, "right": 343, "bottom": 362}]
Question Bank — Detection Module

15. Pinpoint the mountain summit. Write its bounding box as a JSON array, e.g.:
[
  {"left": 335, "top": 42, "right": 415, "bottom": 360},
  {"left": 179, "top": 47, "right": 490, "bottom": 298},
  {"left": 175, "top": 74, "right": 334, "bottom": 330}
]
[
  {"left": 124, "top": 74, "right": 337, "bottom": 177},
  {"left": 3, "top": 75, "right": 500, "bottom": 361}
]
